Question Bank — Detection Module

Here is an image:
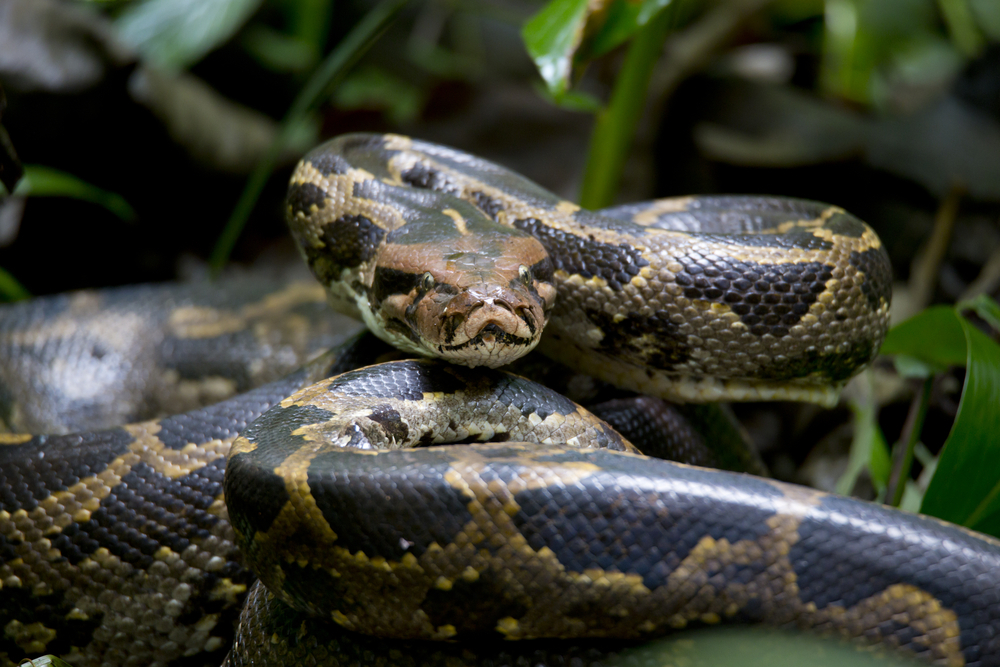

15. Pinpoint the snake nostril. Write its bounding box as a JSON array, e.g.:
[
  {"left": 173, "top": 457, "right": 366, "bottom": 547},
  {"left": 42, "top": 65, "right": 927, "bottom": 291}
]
[{"left": 494, "top": 300, "right": 514, "bottom": 314}]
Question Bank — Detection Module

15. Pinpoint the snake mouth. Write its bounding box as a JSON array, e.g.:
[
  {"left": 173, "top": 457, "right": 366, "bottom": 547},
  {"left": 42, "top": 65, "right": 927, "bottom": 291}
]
[
  {"left": 437, "top": 325, "right": 536, "bottom": 367},
  {"left": 432, "top": 297, "right": 543, "bottom": 367}
]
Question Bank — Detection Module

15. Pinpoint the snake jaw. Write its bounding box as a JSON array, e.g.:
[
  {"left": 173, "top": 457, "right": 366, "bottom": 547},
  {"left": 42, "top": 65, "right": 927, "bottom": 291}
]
[{"left": 424, "top": 282, "right": 550, "bottom": 368}]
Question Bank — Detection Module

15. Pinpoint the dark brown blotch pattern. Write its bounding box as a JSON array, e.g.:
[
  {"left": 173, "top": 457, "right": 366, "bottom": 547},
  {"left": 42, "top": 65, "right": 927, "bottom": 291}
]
[{"left": 675, "top": 259, "right": 834, "bottom": 338}]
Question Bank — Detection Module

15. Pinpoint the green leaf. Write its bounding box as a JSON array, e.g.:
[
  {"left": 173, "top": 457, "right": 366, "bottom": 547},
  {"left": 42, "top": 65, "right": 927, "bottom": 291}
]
[
  {"left": 0, "top": 266, "right": 30, "bottom": 302},
  {"left": 613, "top": 626, "right": 922, "bottom": 666},
  {"left": 880, "top": 306, "right": 1000, "bottom": 537},
  {"left": 532, "top": 82, "right": 602, "bottom": 112},
  {"left": 240, "top": 25, "right": 317, "bottom": 73},
  {"left": 838, "top": 371, "right": 890, "bottom": 496},
  {"left": 116, "top": 0, "right": 265, "bottom": 70},
  {"left": 333, "top": 66, "right": 424, "bottom": 125},
  {"left": 14, "top": 165, "right": 135, "bottom": 221},
  {"left": 522, "top": 0, "right": 590, "bottom": 96},
  {"left": 879, "top": 305, "right": 967, "bottom": 367},
  {"left": 920, "top": 316, "right": 1000, "bottom": 536},
  {"left": 585, "top": 0, "right": 672, "bottom": 58},
  {"left": 892, "top": 354, "right": 937, "bottom": 379},
  {"left": 970, "top": 0, "right": 1000, "bottom": 39},
  {"left": 957, "top": 293, "right": 1000, "bottom": 332},
  {"left": 938, "top": 0, "right": 985, "bottom": 56}
]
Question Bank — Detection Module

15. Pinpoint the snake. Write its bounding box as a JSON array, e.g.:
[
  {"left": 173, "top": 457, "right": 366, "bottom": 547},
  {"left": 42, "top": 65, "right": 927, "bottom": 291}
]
[{"left": 1, "top": 132, "right": 999, "bottom": 667}]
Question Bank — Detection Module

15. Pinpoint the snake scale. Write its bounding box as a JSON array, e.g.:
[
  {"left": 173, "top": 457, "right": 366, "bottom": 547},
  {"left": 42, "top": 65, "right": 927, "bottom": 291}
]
[{"left": 1, "top": 133, "right": 998, "bottom": 667}]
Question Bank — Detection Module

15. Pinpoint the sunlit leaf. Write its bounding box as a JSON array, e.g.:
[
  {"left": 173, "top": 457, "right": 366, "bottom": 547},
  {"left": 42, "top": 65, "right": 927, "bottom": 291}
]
[
  {"left": 14, "top": 166, "right": 135, "bottom": 221},
  {"left": 920, "top": 316, "right": 1000, "bottom": 537},
  {"left": 522, "top": 0, "right": 590, "bottom": 96},
  {"left": 116, "top": 0, "right": 265, "bottom": 70}
]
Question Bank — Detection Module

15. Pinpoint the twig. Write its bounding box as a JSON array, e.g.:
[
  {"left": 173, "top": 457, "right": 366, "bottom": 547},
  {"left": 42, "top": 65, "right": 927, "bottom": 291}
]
[
  {"left": 885, "top": 377, "right": 933, "bottom": 507},
  {"left": 648, "top": 0, "right": 778, "bottom": 122},
  {"left": 902, "top": 185, "right": 963, "bottom": 318}
]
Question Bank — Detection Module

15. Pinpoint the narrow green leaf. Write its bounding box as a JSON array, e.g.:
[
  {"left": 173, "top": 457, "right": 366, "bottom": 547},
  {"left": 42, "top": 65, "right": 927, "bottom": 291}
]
[
  {"left": 920, "top": 317, "right": 1000, "bottom": 536},
  {"left": 522, "top": 0, "right": 590, "bottom": 96},
  {"left": 116, "top": 0, "right": 265, "bottom": 70},
  {"left": 879, "top": 305, "right": 967, "bottom": 367},
  {"left": 209, "top": 0, "right": 407, "bottom": 273},
  {"left": 241, "top": 25, "right": 317, "bottom": 73},
  {"left": 869, "top": 427, "right": 891, "bottom": 493},
  {"left": 937, "top": 0, "right": 985, "bottom": 56},
  {"left": 838, "top": 371, "right": 889, "bottom": 496},
  {"left": 14, "top": 166, "right": 136, "bottom": 221},
  {"left": 333, "top": 67, "right": 424, "bottom": 125}
]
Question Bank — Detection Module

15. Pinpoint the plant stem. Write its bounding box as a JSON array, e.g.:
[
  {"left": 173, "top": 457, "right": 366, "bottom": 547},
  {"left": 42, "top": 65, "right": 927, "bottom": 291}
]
[
  {"left": 886, "top": 377, "right": 933, "bottom": 507},
  {"left": 578, "top": 6, "right": 675, "bottom": 210}
]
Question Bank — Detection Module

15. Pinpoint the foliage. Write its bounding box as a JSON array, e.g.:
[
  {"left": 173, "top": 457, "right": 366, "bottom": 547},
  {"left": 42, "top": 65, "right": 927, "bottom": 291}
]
[
  {"left": 116, "top": 0, "right": 266, "bottom": 70},
  {"left": 880, "top": 301, "right": 1000, "bottom": 537}
]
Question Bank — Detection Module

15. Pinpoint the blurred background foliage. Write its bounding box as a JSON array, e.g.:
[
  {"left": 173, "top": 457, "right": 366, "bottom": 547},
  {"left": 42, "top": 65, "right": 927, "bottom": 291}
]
[{"left": 0, "top": 0, "right": 999, "bottom": 657}]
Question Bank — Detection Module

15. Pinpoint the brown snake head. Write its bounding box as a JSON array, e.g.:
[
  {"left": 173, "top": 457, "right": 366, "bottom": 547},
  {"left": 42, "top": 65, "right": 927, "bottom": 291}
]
[
  {"left": 371, "top": 222, "right": 556, "bottom": 367},
  {"left": 284, "top": 143, "right": 557, "bottom": 367}
]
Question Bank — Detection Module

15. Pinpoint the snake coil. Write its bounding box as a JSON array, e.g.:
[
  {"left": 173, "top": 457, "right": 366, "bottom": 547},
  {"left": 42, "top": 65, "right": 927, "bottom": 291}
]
[{"left": 2, "top": 134, "right": 998, "bottom": 667}]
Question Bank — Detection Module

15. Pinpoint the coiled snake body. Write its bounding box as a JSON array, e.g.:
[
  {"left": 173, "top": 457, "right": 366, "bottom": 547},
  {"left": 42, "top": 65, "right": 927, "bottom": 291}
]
[{"left": 2, "top": 134, "right": 999, "bottom": 667}]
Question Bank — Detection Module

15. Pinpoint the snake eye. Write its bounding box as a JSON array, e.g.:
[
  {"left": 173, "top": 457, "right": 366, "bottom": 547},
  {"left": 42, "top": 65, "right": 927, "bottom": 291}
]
[
  {"left": 518, "top": 265, "right": 531, "bottom": 285},
  {"left": 420, "top": 272, "right": 435, "bottom": 292}
]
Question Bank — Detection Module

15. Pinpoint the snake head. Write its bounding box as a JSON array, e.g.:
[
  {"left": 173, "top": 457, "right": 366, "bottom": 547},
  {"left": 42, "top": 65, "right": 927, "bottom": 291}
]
[{"left": 369, "top": 219, "right": 556, "bottom": 368}]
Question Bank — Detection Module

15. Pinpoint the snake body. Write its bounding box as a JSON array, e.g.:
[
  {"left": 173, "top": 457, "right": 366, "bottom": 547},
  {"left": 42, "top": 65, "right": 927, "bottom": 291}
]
[
  {"left": 2, "top": 134, "right": 999, "bottom": 667},
  {"left": 286, "top": 133, "right": 891, "bottom": 405}
]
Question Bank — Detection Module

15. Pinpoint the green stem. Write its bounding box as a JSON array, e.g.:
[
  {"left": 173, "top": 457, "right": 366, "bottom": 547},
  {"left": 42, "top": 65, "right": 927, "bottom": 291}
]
[
  {"left": 210, "top": 0, "right": 408, "bottom": 274},
  {"left": 578, "top": 6, "right": 675, "bottom": 210}
]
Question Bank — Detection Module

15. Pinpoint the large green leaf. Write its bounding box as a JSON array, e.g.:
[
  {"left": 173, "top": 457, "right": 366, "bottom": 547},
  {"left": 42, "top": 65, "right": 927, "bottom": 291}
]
[
  {"left": 879, "top": 305, "right": 966, "bottom": 367},
  {"left": 920, "top": 316, "right": 1000, "bottom": 534},
  {"left": 116, "top": 0, "right": 265, "bottom": 70},
  {"left": 879, "top": 305, "right": 1000, "bottom": 537}
]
